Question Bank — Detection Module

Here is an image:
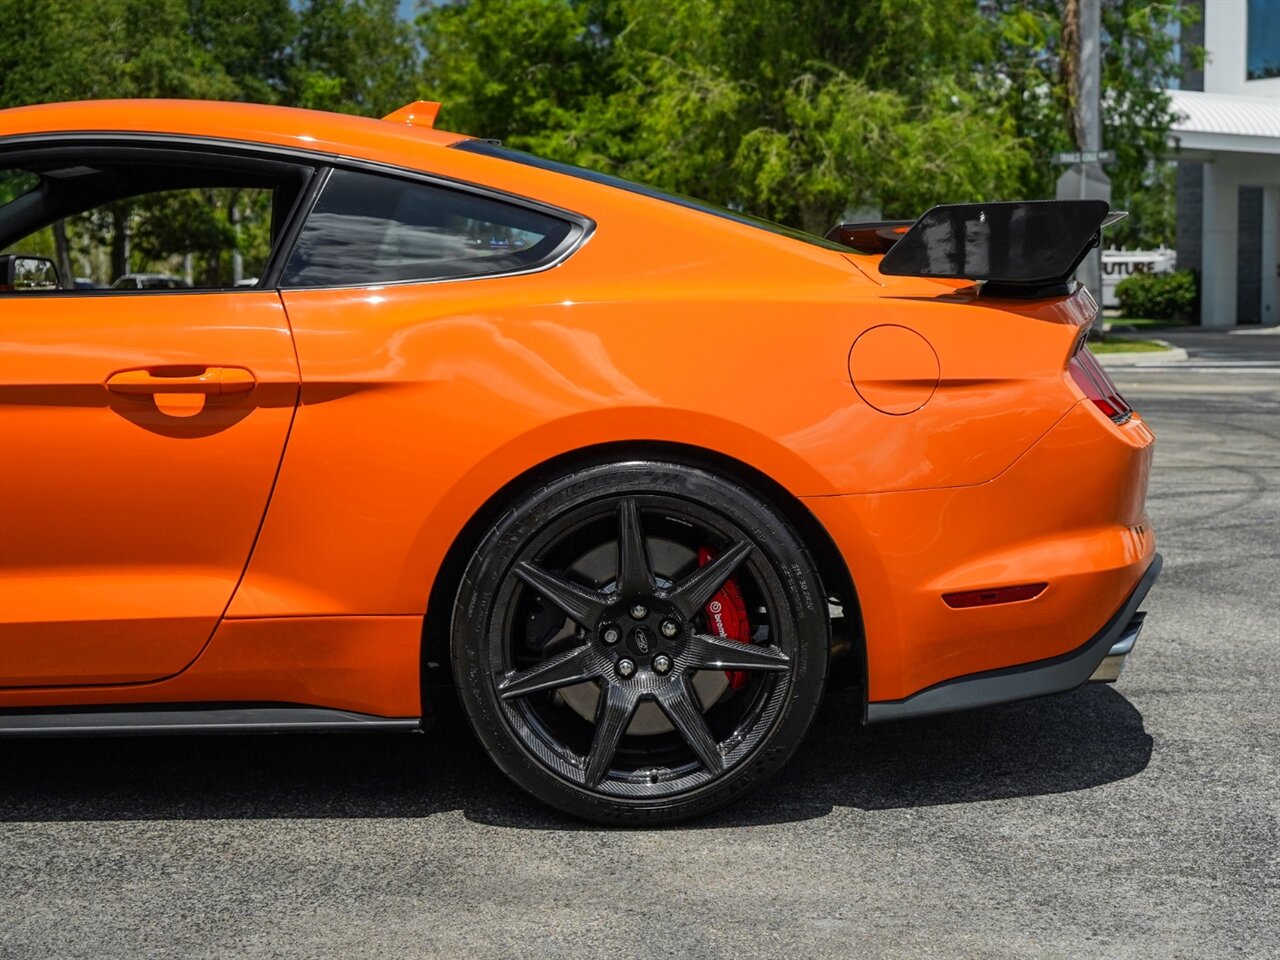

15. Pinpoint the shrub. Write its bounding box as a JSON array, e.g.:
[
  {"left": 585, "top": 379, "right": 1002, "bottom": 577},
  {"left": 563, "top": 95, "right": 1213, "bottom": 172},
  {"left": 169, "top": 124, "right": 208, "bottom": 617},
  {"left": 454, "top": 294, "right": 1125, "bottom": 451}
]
[{"left": 1116, "top": 269, "right": 1197, "bottom": 321}]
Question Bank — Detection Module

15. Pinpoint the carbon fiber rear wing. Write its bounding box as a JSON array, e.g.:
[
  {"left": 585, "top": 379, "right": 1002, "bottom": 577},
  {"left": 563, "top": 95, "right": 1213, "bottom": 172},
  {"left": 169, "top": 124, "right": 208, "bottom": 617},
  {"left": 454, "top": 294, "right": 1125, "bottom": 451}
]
[{"left": 831, "top": 200, "right": 1127, "bottom": 298}]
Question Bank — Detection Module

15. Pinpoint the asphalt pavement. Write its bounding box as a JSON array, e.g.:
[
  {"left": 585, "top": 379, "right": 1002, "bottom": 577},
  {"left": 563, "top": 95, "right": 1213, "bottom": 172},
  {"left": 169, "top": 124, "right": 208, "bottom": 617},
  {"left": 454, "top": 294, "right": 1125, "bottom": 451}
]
[
  {"left": 1, "top": 333, "right": 1277, "bottom": 960},
  {"left": 1156, "top": 325, "right": 1280, "bottom": 365}
]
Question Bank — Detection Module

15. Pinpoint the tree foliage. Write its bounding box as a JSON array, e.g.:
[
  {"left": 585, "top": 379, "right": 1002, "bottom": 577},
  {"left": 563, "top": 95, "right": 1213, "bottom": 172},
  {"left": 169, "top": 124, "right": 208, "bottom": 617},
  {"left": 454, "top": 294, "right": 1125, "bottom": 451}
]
[
  {"left": 0, "top": 0, "right": 413, "bottom": 283},
  {"left": 289, "top": 0, "right": 419, "bottom": 115},
  {"left": 418, "top": 0, "right": 1195, "bottom": 244},
  {"left": 188, "top": 0, "right": 296, "bottom": 104},
  {"left": 0, "top": 0, "right": 1196, "bottom": 247},
  {"left": 419, "top": 0, "right": 1031, "bottom": 231},
  {"left": 0, "top": 0, "right": 236, "bottom": 104},
  {"left": 0, "top": 0, "right": 412, "bottom": 115},
  {"left": 982, "top": 0, "right": 1197, "bottom": 247}
]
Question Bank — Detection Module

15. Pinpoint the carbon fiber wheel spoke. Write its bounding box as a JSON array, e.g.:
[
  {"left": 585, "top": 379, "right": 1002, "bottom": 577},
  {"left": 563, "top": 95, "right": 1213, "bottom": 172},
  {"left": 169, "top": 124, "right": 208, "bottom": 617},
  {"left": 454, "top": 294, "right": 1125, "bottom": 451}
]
[
  {"left": 498, "top": 643, "right": 599, "bottom": 700},
  {"left": 686, "top": 632, "right": 791, "bottom": 672},
  {"left": 493, "top": 490, "right": 802, "bottom": 802},
  {"left": 513, "top": 560, "right": 609, "bottom": 628},
  {"left": 657, "top": 681, "right": 724, "bottom": 774},
  {"left": 616, "top": 498, "right": 655, "bottom": 596},
  {"left": 583, "top": 683, "right": 640, "bottom": 787},
  {"left": 668, "top": 540, "right": 753, "bottom": 619}
]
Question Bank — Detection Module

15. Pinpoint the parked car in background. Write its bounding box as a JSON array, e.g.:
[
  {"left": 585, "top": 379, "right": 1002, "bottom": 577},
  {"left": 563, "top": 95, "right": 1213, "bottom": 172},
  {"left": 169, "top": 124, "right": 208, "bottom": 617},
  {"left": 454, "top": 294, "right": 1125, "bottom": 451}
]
[{"left": 110, "top": 273, "right": 191, "bottom": 290}]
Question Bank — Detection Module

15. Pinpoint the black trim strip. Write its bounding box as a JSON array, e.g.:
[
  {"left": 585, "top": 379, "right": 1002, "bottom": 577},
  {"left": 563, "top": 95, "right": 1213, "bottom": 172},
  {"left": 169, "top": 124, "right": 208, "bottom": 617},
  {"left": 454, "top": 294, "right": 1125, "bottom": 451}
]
[
  {"left": 866, "top": 553, "right": 1162, "bottom": 722},
  {"left": 0, "top": 705, "right": 421, "bottom": 737},
  {"left": 260, "top": 165, "right": 328, "bottom": 290}
]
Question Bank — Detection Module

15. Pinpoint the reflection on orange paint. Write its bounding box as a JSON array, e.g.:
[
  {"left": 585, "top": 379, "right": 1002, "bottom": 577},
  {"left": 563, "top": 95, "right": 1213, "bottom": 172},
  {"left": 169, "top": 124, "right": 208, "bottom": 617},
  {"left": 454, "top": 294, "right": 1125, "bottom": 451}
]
[{"left": 152, "top": 394, "right": 207, "bottom": 417}]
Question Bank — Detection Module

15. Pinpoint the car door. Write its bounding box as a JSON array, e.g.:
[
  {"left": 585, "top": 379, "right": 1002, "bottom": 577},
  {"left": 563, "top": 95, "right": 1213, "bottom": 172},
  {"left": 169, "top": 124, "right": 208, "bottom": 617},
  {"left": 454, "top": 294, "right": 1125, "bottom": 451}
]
[{"left": 0, "top": 142, "right": 309, "bottom": 686}]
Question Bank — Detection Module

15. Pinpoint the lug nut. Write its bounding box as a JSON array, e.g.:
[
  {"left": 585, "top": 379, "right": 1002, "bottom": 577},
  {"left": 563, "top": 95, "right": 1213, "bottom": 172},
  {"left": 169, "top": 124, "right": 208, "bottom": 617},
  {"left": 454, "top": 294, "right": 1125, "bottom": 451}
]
[
  {"left": 617, "top": 658, "right": 636, "bottom": 678},
  {"left": 630, "top": 603, "right": 648, "bottom": 620},
  {"left": 660, "top": 619, "right": 680, "bottom": 638},
  {"left": 601, "top": 625, "right": 621, "bottom": 645},
  {"left": 652, "top": 654, "right": 672, "bottom": 675}
]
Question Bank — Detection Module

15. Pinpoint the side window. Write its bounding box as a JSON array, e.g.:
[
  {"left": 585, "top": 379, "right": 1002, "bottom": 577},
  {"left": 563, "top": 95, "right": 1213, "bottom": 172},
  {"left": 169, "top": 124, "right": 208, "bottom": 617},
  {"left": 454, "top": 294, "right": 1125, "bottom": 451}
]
[
  {"left": 282, "top": 168, "right": 576, "bottom": 287},
  {"left": 0, "top": 151, "right": 310, "bottom": 293}
]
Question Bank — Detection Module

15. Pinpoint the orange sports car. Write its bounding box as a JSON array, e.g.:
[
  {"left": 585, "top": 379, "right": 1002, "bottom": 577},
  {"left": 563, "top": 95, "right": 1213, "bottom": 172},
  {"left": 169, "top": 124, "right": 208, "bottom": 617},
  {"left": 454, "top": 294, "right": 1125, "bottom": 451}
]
[{"left": 0, "top": 100, "right": 1159, "bottom": 823}]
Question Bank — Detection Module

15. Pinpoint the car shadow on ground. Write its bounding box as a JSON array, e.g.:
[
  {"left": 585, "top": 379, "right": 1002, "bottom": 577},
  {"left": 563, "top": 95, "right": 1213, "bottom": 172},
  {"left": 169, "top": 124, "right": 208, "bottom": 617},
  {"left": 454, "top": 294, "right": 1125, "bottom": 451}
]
[{"left": 0, "top": 683, "right": 1151, "bottom": 828}]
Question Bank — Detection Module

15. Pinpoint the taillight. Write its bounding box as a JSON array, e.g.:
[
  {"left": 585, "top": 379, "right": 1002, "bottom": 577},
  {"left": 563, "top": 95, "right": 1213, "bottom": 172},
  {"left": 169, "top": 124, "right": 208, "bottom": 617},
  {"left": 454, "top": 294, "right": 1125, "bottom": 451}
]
[{"left": 1069, "top": 340, "right": 1132, "bottom": 424}]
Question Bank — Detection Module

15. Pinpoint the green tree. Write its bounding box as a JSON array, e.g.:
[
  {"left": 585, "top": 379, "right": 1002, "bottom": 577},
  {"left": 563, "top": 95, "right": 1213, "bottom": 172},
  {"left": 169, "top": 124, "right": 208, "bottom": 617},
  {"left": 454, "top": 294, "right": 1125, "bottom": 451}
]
[
  {"left": 0, "top": 0, "right": 239, "bottom": 280},
  {"left": 423, "top": 0, "right": 1195, "bottom": 244},
  {"left": 734, "top": 75, "right": 1027, "bottom": 232},
  {"left": 0, "top": 0, "right": 237, "bottom": 107},
  {"left": 0, "top": 0, "right": 1195, "bottom": 248},
  {"left": 130, "top": 187, "right": 273, "bottom": 285},
  {"left": 420, "top": 0, "right": 1030, "bottom": 232},
  {"left": 289, "top": 0, "right": 419, "bottom": 116},
  {"left": 984, "top": 0, "right": 1198, "bottom": 247},
  {"left": 188, "top": 0, "right": 297, "bottom": 104},
  {"left": 0, "top": 1, "right": 419, "bottom": 114},
  {"left": 418, "top": 0, "right": 618, "bottom": 146}
]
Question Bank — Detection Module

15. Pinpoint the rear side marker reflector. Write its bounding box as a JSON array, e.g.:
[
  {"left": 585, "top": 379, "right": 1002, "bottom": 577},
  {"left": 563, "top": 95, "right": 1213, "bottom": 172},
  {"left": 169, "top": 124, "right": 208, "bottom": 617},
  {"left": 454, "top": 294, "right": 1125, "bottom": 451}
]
[{"left": 943, "top": 583, "right": 1048, "bottom": 609}]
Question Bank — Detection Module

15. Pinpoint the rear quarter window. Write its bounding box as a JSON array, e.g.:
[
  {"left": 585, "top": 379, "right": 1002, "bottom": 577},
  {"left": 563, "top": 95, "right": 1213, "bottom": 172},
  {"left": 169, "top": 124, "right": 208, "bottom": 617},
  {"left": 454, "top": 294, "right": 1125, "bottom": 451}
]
[{"left": 282, "top": 168, "right": 578, "bottom": 287}]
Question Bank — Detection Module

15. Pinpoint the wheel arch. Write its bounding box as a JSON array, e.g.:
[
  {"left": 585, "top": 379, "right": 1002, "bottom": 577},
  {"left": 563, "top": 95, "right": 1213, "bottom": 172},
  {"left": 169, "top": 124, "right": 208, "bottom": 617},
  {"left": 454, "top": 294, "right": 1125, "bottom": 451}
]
[{"left": 421, "top": 439, "right": 866, "bottom": 712}]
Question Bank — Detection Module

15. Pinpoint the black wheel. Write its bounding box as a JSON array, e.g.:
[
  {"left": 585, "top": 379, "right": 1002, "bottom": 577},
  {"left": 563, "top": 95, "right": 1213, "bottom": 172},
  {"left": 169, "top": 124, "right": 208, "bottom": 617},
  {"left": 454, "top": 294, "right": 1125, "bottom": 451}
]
[{"left": 451, "top": 460, "right": 829, "bottom": 824}]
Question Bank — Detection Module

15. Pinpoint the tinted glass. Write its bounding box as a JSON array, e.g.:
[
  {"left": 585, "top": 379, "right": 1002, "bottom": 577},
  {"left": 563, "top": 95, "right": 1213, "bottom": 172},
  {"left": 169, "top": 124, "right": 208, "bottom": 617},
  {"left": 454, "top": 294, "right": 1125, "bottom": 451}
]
[
  {"left": 1248, "top": 0, "right": 1280, "bottom": 80},
  {"left": 0, "top": 154, "right": 305, "bottom": 293},
  {"left": 282, "top": 168, "right": 574, "bottom": 287}
]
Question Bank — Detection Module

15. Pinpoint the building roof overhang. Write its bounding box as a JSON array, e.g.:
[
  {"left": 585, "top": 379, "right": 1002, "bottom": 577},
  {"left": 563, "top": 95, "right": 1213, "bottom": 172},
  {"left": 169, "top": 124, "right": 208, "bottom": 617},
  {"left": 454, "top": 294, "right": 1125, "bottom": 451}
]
[{"left": 1166, "top": 89, "right": 1280, "bottom": 157}]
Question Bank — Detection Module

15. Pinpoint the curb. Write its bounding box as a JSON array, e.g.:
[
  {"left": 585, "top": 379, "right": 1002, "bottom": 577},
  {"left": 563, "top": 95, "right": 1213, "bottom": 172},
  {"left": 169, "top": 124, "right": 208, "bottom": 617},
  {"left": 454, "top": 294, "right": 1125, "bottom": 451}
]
[{"left": 1094, "top": 340, "right": 1189, "bottom": 367}]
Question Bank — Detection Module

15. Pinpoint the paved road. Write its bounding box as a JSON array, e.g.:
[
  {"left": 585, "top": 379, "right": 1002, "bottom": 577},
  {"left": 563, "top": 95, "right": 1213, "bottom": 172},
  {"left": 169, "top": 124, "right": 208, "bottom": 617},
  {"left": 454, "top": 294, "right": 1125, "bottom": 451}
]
[
  {"left": 1131, "top": 325, "right": 1280, "bottom": 369},
  {"left": 2, "top": 341, "right": 1277, "bottom": 959}
]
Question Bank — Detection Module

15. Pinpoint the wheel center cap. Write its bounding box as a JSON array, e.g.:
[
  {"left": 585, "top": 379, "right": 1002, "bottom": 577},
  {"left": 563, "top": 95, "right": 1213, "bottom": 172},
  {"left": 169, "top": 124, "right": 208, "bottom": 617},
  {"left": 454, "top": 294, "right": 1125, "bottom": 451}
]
[{"left": 627, "top": 626, "right": 655, "bottom": 657}]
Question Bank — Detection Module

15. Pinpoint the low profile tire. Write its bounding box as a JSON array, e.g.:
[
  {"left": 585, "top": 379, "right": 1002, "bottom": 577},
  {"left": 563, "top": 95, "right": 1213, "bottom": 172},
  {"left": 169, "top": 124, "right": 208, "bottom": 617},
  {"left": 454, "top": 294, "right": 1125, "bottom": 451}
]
[{"left": 451, "top": 460, "right": 829, "bottom": 824}]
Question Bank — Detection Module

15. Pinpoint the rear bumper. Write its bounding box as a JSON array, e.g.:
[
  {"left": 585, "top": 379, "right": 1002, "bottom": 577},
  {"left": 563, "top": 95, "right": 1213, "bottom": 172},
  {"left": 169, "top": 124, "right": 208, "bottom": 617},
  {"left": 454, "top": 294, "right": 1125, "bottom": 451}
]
[
  {"left": 866, "top": 553, "right": 1161, "bottom": 722},
  {"left": 805, "top": 399, "right": 1155, "bottom": 702}
]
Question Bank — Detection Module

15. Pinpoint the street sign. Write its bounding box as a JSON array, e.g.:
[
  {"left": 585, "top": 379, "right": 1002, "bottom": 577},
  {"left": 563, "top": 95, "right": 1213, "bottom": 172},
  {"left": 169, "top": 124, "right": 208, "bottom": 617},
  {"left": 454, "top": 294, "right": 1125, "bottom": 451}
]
[
  {"left": 1056, "top": 162, "right": 1111, "bottom": 202},
  {"left": 1051, "top": 149, "right": 1117, "bottom": 165}
]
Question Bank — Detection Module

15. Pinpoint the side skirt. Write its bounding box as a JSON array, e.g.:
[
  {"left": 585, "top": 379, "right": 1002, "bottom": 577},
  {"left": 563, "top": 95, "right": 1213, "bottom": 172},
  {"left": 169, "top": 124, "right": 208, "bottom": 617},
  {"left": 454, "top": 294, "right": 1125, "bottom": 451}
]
[
  {"left": 866, "top": 553, "right": 1163, "bottom": 722},
  {"left": 0, "top": 705, "right": 422, "bottom": 737}
]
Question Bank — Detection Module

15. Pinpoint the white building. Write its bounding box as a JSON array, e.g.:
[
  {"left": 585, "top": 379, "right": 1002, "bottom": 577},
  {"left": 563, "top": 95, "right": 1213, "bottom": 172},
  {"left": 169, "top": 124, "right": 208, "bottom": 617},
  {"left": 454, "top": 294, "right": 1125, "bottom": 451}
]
[{"left": 1172, "top": 0, "right": 1280, "bottom": 327}]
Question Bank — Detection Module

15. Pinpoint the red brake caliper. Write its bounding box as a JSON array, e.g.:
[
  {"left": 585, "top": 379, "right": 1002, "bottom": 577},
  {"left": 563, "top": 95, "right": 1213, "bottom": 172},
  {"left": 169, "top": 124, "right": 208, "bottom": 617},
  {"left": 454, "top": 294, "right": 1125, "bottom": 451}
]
[{"left": 697, "top": 546, "right": 750, "bottom": 691}]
